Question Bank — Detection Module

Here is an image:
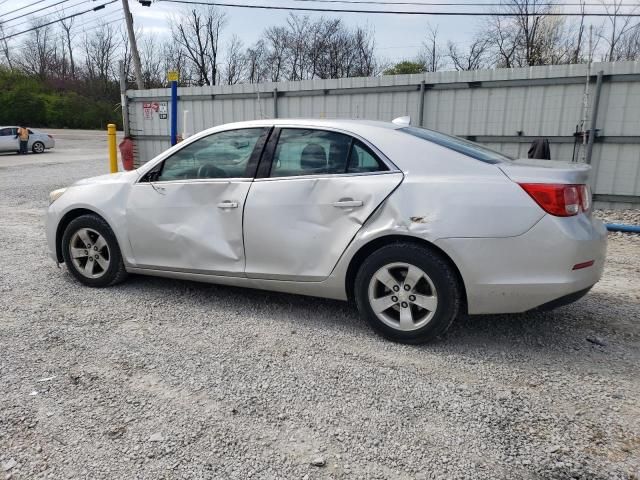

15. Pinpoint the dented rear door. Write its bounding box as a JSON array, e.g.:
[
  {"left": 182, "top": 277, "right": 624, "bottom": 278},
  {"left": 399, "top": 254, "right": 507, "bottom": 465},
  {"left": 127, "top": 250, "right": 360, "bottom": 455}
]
[{"left": 243, "top": 173, "right": 403, "bottom": 281}]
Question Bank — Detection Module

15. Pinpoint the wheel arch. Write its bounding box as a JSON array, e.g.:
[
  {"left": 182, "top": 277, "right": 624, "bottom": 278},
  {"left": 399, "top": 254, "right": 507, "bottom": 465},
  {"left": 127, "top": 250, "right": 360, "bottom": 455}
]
[
  {"left": 344, "top": 235, "right": 468, "bottom": 313},
  {"left": 55, "top": 208, "right": 112, "bottom": 263}
]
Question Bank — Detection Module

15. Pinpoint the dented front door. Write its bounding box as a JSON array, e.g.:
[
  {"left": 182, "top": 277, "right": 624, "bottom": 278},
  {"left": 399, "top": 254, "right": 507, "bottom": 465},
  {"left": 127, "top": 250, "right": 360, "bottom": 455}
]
[
  {"left": 243, "top": 173, "right": 403, "bottom": 281},
  {"left": 126, "top": 180, "right": 251, "bottom": 274}
]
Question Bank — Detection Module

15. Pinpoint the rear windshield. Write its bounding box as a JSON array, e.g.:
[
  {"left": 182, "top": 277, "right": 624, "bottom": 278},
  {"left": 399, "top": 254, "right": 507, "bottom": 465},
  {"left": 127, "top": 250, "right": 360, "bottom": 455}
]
[{"left": 399, "top": 126, "right": 512, "bottom": 164}]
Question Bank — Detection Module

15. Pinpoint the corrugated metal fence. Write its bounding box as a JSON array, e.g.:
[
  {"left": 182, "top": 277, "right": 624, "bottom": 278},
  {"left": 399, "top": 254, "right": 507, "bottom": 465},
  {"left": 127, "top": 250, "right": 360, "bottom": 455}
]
[{"left": 125, "top": 61, "right": 640, "bottom": 207}]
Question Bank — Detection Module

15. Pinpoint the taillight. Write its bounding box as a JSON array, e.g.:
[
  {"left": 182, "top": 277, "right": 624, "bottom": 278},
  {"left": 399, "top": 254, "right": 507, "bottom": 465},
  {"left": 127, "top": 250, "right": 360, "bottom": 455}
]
[
  {"left": 48, "top": 134, "right": 53, "bottom": 139},
  {"left": 519, "top": 183, "right": 591, "bottom": 217}
]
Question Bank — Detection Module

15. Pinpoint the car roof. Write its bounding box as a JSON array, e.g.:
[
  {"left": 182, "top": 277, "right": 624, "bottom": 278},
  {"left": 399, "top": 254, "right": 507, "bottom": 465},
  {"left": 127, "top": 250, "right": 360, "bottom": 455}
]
[{"left": 211, "top": 118, "right": 402, "bottom": 136}]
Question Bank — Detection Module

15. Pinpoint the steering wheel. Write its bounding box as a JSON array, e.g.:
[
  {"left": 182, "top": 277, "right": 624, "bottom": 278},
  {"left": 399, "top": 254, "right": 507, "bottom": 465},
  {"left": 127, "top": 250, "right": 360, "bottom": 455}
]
[{"left": 197, "top": 164, "right": 228, "bottom": 179}]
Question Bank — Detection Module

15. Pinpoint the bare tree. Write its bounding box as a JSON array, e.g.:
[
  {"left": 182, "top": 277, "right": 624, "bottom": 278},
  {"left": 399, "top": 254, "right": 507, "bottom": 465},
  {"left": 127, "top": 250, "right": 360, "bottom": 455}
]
[
  {"left": 17, "top": 20, "right": 58, "bottom": 79},
  {"left": 611, "top": 23, "right": 640, "bottom": 60},
  {"left": 162, "top": 40, "right": 188, "bottom": 86},
  {"left": 264, "top": 26, "right": 288, "bottom": 82},
  {"left": 245, "top": 40, "right": 268, "bottom": 84},
  {"left": 119, "top": 26, "right": 133, "bottom": 85},
  {"left": 57, "top": 13, "right": 75, "bottom": 79},
  {"left": 448, "top": 39, "right": 489, "bottom": 71},
  {"left": 82, "top": 22, "right": 119, "bottom": 92},
  {"left": 284, "top": 14, "right": 309, "bottom": 81},
  {"left": 170, "top": 7, "right": 226, "bottom": 86},
  {"left": 599, "top": 0, "right": 640, "bottom": 61},
  {"left": 222, "top": 35, "right": 246, "bottom": 85},
  {"left": 479, "top": 0, "right": 581, "bottom": 67},
  {"left": 0, "top": 22, "right": 14, "bottom": 69},
  {"left": 350, "top": 25, "right": 377, "bottom": 76},
  {"left": 418, "top": 24, "right": 445, "bottom": 72},
  {"left": 137, "top": 33, "right": 164, "bottom": 87}
]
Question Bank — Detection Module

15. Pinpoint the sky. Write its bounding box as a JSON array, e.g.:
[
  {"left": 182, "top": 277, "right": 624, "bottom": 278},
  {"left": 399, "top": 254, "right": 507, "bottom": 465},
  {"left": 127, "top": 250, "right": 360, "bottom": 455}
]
[
  {"left": 128, "top": 0, "right": 475, "bottom": 62},
  {"left": 1, "top": 0, "right": 633, "bottom": 64}
]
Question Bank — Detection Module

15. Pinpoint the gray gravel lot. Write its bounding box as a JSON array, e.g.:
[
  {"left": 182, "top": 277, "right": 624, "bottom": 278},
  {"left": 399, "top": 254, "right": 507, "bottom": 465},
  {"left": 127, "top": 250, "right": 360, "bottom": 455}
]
[{"left": 1, "top": 134, "right": 639, "bottom": 479}]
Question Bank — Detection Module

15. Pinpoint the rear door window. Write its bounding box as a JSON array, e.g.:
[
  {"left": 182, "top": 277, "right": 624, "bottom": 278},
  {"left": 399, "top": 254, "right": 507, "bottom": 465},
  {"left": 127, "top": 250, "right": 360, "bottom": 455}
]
[
  {"left": 347, "top": 141, "right": 386, "bottom": 173},
  {"left": 269, "top": 129, "right": 388, "bottom": 177}
]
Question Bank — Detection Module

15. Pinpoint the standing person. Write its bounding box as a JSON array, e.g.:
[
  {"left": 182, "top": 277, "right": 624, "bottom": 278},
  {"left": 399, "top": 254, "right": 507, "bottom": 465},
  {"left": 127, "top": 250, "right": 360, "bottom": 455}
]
[{"left": 16, "top": 126, "right": 29, "bottom": 155}]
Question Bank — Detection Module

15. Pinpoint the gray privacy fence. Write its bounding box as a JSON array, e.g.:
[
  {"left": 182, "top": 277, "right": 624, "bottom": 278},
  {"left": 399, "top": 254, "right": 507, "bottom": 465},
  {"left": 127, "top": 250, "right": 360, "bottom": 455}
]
[{"left": 125, "top": 61, "right": 640, "bottom": 207}]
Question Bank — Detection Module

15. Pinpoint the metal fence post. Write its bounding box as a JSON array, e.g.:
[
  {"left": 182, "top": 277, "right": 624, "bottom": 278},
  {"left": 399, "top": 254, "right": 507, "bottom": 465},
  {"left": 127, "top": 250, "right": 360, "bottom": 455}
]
[
  {"left": 418, "top": 80, "right": 426, "bottom": 127},
  {"left": 107, "top": 124, "right": 117, "bottom": 173},
  {"left": 586, "top": 70, "right": 604, "bottom": 192},
  {"left": 273, "top": 88, "right": 278, "bottom": 118},
  {"left": 586, "top": 71, "right": 603, "bottom": 166}
]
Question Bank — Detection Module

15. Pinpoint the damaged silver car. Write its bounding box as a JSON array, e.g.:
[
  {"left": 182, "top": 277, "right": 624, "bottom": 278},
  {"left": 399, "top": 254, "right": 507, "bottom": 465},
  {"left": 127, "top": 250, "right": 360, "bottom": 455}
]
[{"left": 46, "top": 119, "right": 607, "bottom": 343}]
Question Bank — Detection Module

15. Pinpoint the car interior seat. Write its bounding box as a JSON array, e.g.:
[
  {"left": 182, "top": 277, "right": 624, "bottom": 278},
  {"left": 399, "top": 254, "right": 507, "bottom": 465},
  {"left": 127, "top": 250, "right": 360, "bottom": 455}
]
[{"left": 300, "top": 143, "right": 327, "bottom": 172}]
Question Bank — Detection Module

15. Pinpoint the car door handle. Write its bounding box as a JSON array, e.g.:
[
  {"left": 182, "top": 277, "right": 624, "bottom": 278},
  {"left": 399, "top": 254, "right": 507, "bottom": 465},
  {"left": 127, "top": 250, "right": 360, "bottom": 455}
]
[
  {"left": 332, "top": 199, "right": 363, "bottom": 208},
  {"left": 217, "top": 201, "right": 239, "bottom": 209}
]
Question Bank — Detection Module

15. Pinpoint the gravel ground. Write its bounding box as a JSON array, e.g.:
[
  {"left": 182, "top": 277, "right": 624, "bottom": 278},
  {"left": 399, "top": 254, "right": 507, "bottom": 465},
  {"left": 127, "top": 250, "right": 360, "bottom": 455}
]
[{"left": 1, "top": 139, "right": 639, "bottom": 479}]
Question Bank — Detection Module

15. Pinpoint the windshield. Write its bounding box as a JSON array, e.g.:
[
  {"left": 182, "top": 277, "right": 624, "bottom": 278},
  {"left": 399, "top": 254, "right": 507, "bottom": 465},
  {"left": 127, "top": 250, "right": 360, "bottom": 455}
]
[{"left": 399, "top": 126, "right": 513, "bottom": 164}]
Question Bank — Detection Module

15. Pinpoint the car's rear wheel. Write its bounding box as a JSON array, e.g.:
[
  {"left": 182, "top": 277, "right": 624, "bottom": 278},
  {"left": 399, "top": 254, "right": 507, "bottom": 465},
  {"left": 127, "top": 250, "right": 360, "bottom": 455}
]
[
  {"left": 354, "top": 243, "right": 461, "bottom": 344},
  {"left": 61, "top": 214, "right": 128, "bottom": 287},
  {"left": 32, "top": 141, "right": 45, "bottom": 153}
]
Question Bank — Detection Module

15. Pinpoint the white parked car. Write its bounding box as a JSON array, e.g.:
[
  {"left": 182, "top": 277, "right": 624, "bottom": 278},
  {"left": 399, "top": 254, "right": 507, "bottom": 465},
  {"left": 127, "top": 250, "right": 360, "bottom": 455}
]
[
  {"left": 0, "top": 126, "right": 55, "bottom": 153},
  {"left": 46, "top": 119, "right": 607, "bottom": 343}
]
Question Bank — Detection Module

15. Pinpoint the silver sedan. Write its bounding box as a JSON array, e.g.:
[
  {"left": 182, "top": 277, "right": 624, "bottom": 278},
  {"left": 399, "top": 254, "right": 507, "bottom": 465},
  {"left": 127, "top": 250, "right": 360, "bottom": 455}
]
[
  {"left": 46, "top": 119, "right": 607, "bottom": 343},
  {"left": 0, "top": 126, "right": 55, "bottom": 153}
]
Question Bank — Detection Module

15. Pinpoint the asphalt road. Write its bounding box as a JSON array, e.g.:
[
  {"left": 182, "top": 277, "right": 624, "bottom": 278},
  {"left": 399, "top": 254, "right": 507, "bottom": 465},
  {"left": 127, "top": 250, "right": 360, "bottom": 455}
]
[{"left": 0, "top": 134, "right": 639, "bottom": 479}]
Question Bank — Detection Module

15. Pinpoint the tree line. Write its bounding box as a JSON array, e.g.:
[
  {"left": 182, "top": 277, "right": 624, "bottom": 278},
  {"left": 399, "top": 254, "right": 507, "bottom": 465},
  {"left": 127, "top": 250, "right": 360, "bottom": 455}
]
[{"left": 0, "top": 0, "right": 638, "bottom": 128}]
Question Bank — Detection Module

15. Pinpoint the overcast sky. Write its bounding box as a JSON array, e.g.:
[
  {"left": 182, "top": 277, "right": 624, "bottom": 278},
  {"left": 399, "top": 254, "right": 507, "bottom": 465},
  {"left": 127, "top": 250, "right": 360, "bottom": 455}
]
[
  {"left": 2, "top": 0, "right": 627, "bottom": 63},
  {"left": 128, "top": 0, "right": 476, "bottom": 61}
]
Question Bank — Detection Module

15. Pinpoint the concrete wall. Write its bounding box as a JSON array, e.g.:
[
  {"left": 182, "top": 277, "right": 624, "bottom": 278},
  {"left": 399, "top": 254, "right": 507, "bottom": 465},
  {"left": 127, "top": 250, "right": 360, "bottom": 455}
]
[{"left": 125, "top": 61, "right": 640, "bottom": 206}]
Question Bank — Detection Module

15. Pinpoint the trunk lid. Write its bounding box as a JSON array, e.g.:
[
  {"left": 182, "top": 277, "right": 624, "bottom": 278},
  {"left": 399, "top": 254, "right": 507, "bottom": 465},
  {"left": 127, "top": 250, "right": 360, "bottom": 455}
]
[{"left": 499, "top": 159, "right": 591, "bottom": 185}]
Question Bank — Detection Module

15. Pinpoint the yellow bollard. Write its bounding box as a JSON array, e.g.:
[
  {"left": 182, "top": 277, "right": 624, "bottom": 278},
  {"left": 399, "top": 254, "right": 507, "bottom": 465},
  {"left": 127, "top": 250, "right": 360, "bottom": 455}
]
[{"left": 107, "top": 124, "right": 118, "bottom": 173}]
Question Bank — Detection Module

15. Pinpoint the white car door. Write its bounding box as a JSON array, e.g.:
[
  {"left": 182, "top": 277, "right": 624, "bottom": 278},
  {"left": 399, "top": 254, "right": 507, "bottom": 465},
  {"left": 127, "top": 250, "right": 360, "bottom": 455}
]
[
  {"left": 126, "top": 127, "right": 269, "bottom": 275},
  {"left": 0, "top": 127, "right": 18, "bottom": 152},
  {"left": 243, "top": 127, "right": 403, "bottom": 281}
]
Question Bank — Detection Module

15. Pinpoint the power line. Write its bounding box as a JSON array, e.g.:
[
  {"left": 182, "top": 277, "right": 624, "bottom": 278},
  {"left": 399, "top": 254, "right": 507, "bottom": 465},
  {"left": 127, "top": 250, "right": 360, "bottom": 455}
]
[
  {"left": 1, "top": 0, "right": 77, "bottom": 25},
  {"left": 294, "top": 0, "right": 639, "bottom": 8},
  {"left": 0, "top": 0, "right": 50, "bottom": 18},
  {"left": 158, "top": 0, "right": 640, "bottom": 16},
  {"left": 0, "top": 0, "right": 118, "bottom": 42},
  {"left": 4, "top": 0, "right": 95, "bottom": 29},
  {"left": 34, "top": 10, "right": 123, "bottom": 44}
]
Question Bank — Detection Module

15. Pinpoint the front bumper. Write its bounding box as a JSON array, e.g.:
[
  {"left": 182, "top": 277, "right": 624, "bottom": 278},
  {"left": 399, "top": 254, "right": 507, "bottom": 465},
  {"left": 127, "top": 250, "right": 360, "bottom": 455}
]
[
  {"left": 46, "top": 204, "right": 61, "bottom": 263},
  {"left": 436, "top": 214, "right": 607, "bottom": 314}
]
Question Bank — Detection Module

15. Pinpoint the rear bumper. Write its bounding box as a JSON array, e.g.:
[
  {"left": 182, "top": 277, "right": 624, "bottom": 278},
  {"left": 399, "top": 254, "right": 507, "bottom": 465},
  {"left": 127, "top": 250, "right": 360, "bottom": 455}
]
[
  {"left": 530, "top": 286, "right": 593, "bottom": 312},
  {"left": 436, "top": 214, "right": 607, "bottom": 314}
]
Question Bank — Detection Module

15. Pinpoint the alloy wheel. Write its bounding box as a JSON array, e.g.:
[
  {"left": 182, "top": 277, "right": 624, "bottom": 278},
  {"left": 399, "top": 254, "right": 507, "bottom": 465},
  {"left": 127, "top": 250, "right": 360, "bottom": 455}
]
[
  {"left": 367, "top": 262, "right": 438, "bottom": 331},
  {"left": 68, "top": 228, "right": 110, "bottom": 279}
]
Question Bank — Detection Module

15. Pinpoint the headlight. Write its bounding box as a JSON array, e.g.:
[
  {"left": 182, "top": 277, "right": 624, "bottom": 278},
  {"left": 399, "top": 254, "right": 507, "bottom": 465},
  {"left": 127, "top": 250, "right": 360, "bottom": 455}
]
[{"left": 49, "top": 188, "right": 67, "bottom": 205}]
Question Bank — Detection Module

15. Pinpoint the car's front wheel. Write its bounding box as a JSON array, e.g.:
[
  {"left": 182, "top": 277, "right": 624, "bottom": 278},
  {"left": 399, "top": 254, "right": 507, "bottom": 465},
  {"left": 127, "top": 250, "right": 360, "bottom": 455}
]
[
  {"left": 354, "top": 243, "right": 461, "bottom": 344},
  {"left": 32, "top": 141, "right": 45, "bottom": 153},
  {"left": 61, "top": 214, "right": 128, "bottom": 287}
]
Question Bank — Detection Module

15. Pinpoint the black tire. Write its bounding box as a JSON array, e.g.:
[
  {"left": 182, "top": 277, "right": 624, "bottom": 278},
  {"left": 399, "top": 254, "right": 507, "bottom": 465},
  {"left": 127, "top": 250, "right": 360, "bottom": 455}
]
[
  {"left": 32, "top": 141, "right": 45, "bottom": 153},
  {"left": 61, "top": 214, "right": 128, "bottom": 287},
  {"left": 354, "top": 243, "right": 461, "bottom": 344}
]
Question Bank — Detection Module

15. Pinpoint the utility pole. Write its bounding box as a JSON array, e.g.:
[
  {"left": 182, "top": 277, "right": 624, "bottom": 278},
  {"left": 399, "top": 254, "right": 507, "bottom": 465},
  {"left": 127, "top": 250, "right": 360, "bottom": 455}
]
[{"left": 121, "top": 0, "right": 144, "bottom": 89}]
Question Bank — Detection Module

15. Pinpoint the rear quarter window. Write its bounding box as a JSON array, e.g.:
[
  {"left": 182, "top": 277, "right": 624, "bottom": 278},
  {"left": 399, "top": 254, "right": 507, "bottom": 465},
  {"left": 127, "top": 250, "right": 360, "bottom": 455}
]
[{"left": 399, "top": 126, "right": 512, "bottom": 164}]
